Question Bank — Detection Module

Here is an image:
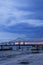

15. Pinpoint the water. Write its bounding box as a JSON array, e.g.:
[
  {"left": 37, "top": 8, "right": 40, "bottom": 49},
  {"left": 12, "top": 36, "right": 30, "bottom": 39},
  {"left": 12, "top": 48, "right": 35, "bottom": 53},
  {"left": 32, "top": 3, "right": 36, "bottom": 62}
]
[
  {"left": 0, "top": 45, "right": 32, "bottom": 61},
  {"left": 0, "top": 45, "right": 32, "bottom": 50},
  {"left": 12, "top": 45, "right": 32, "bottom": 50}
]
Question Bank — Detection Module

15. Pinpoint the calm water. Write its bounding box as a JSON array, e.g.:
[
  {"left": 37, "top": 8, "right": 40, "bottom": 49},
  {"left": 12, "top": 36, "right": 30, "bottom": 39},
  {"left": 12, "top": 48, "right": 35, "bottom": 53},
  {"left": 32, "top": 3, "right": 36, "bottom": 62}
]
[{"left": 1, "top": 45, "right": 32, "bottom": 50}]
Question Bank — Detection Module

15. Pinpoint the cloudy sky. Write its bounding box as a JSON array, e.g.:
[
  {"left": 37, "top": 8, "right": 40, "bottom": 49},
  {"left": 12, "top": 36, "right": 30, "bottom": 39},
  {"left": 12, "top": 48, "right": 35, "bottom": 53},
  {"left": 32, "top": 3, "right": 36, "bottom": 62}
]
[{"left": 0, "top": 0, "right": 43, "bottom": 42}]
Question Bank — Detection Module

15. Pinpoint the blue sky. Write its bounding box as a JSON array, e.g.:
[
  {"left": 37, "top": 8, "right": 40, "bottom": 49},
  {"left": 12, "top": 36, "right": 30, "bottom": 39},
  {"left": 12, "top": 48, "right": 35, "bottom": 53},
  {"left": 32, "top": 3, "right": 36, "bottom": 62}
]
[{"left": 0, "top": 0, "right": 43, "bottom": 42}]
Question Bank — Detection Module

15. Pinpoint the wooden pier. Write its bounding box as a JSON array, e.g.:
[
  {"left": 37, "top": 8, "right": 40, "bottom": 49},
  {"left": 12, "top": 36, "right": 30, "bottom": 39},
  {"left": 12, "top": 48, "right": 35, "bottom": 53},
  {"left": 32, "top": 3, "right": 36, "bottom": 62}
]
[{"left": 0, "top": 41, "right": 43, "bottom": 52}]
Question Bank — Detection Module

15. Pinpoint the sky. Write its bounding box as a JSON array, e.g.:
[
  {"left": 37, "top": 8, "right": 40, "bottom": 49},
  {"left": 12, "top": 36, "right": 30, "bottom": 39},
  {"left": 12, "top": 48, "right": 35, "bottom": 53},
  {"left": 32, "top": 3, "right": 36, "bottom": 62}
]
[{"left": 0, "top": 0, "right": 43, "bottom": 42}]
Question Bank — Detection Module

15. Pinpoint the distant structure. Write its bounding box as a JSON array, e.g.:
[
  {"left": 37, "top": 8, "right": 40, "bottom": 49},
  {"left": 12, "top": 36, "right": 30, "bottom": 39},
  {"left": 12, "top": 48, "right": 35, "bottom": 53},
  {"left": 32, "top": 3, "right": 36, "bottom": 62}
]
[{"left": 0, "top": 38, "right": 43, "bottom": 53}]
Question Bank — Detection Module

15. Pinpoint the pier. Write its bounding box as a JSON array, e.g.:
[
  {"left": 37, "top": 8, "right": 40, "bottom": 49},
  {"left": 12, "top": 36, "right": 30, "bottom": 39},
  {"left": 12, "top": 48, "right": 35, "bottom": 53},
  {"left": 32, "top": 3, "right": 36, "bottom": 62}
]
[{"left": 0, "top": 41, "right": 43, "bottom": 53}]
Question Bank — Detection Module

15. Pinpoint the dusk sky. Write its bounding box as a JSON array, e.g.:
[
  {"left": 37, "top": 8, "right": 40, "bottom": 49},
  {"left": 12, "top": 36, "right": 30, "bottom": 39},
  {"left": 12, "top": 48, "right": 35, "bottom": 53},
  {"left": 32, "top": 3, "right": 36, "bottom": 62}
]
[{"left": 0, "top": 0, "right": 43, "bottom": 42}]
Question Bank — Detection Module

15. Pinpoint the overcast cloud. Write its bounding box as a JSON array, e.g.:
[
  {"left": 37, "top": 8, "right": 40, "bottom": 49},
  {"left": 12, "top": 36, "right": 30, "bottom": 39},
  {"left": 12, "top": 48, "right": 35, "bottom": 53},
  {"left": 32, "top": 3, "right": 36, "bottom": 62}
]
[{"left": 0, "top": 0, "right": 43, "bottom": 41}]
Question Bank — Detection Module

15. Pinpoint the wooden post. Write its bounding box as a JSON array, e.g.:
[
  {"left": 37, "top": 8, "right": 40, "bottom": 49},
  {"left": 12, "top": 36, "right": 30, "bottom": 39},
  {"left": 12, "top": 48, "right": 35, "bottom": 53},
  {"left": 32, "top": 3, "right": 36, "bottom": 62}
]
[{"left": 18, "top": 42, "right": 21, "bottom": 49}]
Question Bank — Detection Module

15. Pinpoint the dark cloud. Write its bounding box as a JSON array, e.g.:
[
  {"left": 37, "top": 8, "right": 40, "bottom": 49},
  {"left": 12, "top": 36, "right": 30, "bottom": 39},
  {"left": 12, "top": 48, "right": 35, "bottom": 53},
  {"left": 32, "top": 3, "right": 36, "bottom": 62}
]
[{"left": 1, "top": 23, "right": 43, "bottom": 38}]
